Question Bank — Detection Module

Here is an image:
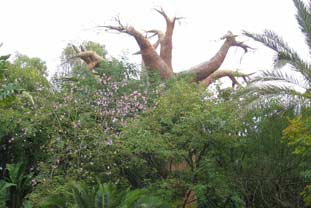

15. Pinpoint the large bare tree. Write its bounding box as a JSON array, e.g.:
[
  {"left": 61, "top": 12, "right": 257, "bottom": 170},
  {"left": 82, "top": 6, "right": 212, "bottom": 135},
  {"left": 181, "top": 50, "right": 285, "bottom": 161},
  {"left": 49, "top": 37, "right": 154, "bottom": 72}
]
[{"left": 72, "top": 8, "right": 252, "bottom": 86}]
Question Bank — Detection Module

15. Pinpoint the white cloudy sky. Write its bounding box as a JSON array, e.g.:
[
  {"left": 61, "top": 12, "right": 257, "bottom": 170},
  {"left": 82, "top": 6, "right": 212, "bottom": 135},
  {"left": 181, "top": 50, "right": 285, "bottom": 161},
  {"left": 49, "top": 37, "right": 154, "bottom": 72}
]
[{"left": 0, "top": 0, "right": 309, "bottom": 76}]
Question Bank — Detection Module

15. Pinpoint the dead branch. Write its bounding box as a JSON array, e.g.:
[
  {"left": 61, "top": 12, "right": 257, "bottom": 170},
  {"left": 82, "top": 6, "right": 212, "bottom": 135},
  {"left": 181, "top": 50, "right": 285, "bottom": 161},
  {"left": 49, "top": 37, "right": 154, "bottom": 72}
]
[
  {"left": 182, "top": 190, "right": 193, "bottom": 208},
  {"left": 233, "top": 41, "right": 253, "bottom": 53},
  {"left": 154, "top": 7, "right": 183, "bottom": 35},
  {"left": 101, "top": 18, "right": 154, "bottom": 51}
]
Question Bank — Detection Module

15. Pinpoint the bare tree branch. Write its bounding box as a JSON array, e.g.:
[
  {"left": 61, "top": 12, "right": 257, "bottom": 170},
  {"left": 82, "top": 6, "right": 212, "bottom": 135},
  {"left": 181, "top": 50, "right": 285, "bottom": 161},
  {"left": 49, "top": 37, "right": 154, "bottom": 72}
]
[{"left": 201, "top": 70, "right": 254, "bottom": 87}]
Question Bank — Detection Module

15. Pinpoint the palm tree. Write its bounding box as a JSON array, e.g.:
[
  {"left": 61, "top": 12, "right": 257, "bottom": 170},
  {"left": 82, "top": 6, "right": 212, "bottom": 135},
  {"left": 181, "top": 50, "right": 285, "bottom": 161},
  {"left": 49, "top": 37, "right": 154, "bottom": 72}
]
[{"left": 242, "top": 0, "right": 311, "bottom": 109}]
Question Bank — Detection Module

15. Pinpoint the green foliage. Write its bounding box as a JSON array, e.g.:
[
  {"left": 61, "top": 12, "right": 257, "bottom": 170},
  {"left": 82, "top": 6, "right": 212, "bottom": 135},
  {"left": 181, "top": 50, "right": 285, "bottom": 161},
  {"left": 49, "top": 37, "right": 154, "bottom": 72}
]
[
  {"left": 283, "top": 115, "right": 311, "bottom": 155},
  {"left": 66, "top": 182, "right": 120, "bottom": 208},
  {"left": 0, "top": 54, "right": 17, "bottom": 102},
  {"left": 13, "top": 53, "right": 47, "bottom": 76},
  {"left": 120, "top": 80, "right": 244, "bottom": 206},
  {"left": 31, "top": 51, "right": 161, "bottom": 205},
  {"left": 0, "top": 52, "right": 52, "bottom": 207},
  {"left": 283, "top": 108, "right": 311, "bottom": 205},
  {"left": 118, "top": 80, "right": 307, "bottom": 207},
  {"left": 231, "top": 104, "right": 307, "bottom": 207},
  {"left": 1, "top": 37, "right": 309, "bottom": 207},
  {"left": 0, "top": 53, "right": 49, "bottom": 103}
]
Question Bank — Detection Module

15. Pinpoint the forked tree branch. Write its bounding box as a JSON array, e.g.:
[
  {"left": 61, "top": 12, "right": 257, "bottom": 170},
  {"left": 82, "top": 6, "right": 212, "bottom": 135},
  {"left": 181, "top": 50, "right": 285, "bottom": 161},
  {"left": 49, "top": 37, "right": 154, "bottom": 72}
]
[
  {"left": 101, "top": 17, "right": 173, "bottom": 79},
  {"left": 144, "top": 8, "right": 184, "bottom": 71}
]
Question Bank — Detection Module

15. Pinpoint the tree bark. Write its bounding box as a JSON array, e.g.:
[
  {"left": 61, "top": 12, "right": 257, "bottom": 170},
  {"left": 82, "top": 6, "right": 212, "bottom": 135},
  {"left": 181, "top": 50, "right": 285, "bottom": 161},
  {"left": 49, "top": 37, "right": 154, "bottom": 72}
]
[
  {"left": 153, "top": 8, "right": 182, "bottom": 72},
  {"left": 103, "top": 22, "right": 174, "bottom": 80}
]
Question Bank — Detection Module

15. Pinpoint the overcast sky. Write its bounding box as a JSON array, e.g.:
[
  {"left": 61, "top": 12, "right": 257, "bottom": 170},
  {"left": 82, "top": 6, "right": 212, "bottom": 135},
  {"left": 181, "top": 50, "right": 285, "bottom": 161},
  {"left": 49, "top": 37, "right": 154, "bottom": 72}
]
[{"left": 0, "top": 0, "right": 309, "bottom": 77}]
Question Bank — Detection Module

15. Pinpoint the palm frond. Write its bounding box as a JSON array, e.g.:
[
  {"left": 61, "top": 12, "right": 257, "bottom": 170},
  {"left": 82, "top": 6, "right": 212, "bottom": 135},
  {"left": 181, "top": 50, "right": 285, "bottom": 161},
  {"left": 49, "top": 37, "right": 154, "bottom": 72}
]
[
  {"left": 238, "top": 83, "right": 308, "bottom": 112},
  {"left": 95, "top": 182, "right": 119, "bottom": 208},
  {"left": 241, "top": 1, "right": 311, "bottom": 112},
  {"left": 273, "top": 52, "right": 290, "bottom": 69},
  {"left": 243, "top": 30, "right": 292, "bottom": 52},
  {"left": 244, "top": 30, "right": 311, "bottom": 81},
  {"left": 293, "top": 0, "right": 311, "bottom": 54},
  {"left": 275, "top": 51, "right": 311, "bottom": 81},
  {"left": 70, "top": 183, "right": 94, "bottom": 208},
  {"left": 250, "top": 69, "right": 309, "bottom": 90}
]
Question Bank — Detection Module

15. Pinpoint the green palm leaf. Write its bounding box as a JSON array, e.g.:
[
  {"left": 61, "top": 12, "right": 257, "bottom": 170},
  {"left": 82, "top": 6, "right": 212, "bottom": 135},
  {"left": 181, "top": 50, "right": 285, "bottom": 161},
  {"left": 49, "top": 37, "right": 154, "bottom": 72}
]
[
  {"left": 238, "top": 83, "right": 308, "bottom": 111},
  {"left": 244, "top": 30, "right": 311, "bottom": 81},
  {"left": 293, "top": 0, "right": 311, "bottom": 54},
  {"left": 241, "top": 0, "right": 311, "bottom": 111},
  {"left": 250, "top": 69, "right": 309, "bottom": 89}
]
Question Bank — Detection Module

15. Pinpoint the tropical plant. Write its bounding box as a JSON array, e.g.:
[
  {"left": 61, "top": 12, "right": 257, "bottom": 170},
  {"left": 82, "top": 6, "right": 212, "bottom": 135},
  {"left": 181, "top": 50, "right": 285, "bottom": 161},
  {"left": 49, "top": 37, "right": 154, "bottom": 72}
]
[
  {"left": 40, "top": 181, "right": 168, "bottom": 208},
  {"left": 0, "top": 180, "right": 15, "bottom": 208},
  {"left": 0, "top": 163, "right": 34, "bottom": 208},
  {"left": 242, "top": 0, "right": 311, "bottom": 109}
]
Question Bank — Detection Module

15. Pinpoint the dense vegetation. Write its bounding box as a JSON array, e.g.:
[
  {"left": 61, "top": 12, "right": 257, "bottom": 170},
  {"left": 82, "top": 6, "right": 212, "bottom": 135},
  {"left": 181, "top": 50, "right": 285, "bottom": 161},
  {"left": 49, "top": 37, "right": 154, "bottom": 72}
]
[{"left": 1, "top": 0, "right": 311, "bottom": 207}]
